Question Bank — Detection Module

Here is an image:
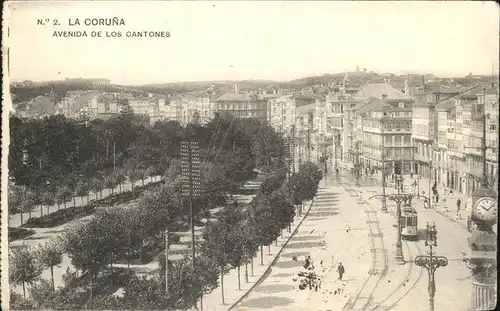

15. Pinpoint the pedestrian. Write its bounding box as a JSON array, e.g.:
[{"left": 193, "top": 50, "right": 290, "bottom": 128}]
[
  {"left": 423, "top": 198, "right": 428, "bottom": 209},
  {"left": 410, "top": 172, "right": 414, "bottom": 179},
  {"left": 337, "top": 262, "right": 345, "bottom": 281},
  {"left": 436, "top": 193, "right": 439, "bottom": 204},
  {"left": 304, "top": 256, "right": 311, "bottom": 269},
  {"left": 456, "top": 198, "right": 461, "bottom": 215}
]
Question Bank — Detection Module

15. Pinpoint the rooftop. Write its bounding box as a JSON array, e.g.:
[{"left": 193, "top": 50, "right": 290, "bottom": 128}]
[
  {"left": 216, "top": 91, "right": 254, "bottom": 102},
  {"left": 353, "top": 83, "right": 412, "bottom": 101},
  {"left": 435, "top": 98, "right": 456, "bottom": 111}
]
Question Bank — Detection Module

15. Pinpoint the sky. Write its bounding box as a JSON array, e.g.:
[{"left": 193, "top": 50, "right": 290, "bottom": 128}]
[{"left": 4, "top": 1, "right": 499, "bottom": 85}]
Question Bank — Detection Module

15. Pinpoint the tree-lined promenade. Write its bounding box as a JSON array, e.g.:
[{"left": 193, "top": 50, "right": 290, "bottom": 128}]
[{"left": 9, "top": 108, "right": 324, "bottom": 310}]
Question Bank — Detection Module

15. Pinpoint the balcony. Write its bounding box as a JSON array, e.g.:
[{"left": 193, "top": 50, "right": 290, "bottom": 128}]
[
  {"left": 384, "top": 154, "right": 413, "bottom": 162},
  {"left": 466, "top": 165, "right": 483, "bottom": 178},
  {"left": 414, "top": 153, "right": 431, "bottom": 163}
]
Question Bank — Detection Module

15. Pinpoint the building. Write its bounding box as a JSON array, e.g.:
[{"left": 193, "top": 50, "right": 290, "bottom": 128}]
[
  {"left": 267, "top": 94, "right": 316, "bottom": 137},
  {"left": 461, "top": 87, "right": 499, "bottom": 195},
  {"left": 213, "top": 84, "right": 268, "bottom": 122},
  {"left": 411, "top": 101, "right": 436, "bottom": 179},
  {"left": 419, "top": 83, "right": 500, "bottom": 197},
  {"left": 344, "top": 82, "right": 414, "bottom": 169},
  {"left": 354, "top": 97, "right": 414, "bottom": 174}
]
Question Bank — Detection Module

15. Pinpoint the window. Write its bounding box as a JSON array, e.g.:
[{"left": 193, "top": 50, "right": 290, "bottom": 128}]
[
  {"left": 385, "top": 136, "right": 391, "bottom": 145},
  {"left": 387, "top": 122, "right": 393, "bottom": 130},
  {"left": 447, "top": 140, "right": 456, "bottom": 150},
  {"left": 395, "top": 148, "right": 401, "bottom": 156},
  {"left": 489, "top": 120, "right": 497, "bottom": 131},
  {"left": 395, "top": 122, "right": 401, "bottom": 131},
  {"left": 404, "top": 136, "right": 411, "bottom": 144},
  {"left": 405, "top": 122, "right": 411, "bottom": 131},
  {"left": 395, "top": 111, "right": 400, "bottom": 117},
  {"left": 395, "top": 136, "right": 402, "bottom": 145}
]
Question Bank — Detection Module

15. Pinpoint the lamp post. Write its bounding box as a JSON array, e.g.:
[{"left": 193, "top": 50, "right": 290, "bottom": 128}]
[
  {"left": 415, "top": 222, "right": 448, "bottom": 311},
  {"left": 353, "top": 141, "right": 362, "bottom": 187},
  {"left": 369, "top": 179, "right": 412, "bottom": 265},
  {"left": 429, "top": 160, "right": 433, "bottom": 207},
  {"left": 381, "top": 150, "right": 388, "bottom": 213}
]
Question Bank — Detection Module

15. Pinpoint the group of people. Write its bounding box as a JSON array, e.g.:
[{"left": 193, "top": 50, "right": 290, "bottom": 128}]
[{"left": 302, "top": 256, "right": 345, "bottom": 280}]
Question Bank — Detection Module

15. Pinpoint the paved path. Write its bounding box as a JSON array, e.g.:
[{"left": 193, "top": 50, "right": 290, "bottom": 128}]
[
  {"left": 340, "top": 168, "right": 474, "bottom": 311},
  {"left": 9, "top": 176, "right": 160, "bottom": 228},
  {"left": 234, "top": 183, "right": 374, "bottom": 311},
  {"left": 233, "top": 167, "right": 475, "bottom": 311}
]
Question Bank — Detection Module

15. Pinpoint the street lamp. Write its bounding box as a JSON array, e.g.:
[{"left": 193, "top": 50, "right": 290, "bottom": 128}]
[
  {"left": 369, "top": 185, "right": 413, "bottom": 265},
  {"left": 415, "top": 222, "right": 448, "bottom": 311},
  {"left": 429, "top": 160, "right": 433, "bottom": 207},
  {"left": 381, "top": 150, "right": 388, "bottom": 213}
]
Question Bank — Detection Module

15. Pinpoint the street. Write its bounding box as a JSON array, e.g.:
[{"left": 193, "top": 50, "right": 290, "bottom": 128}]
[{"left": 234, "top": 168, "right": 473, "bottom": 311}]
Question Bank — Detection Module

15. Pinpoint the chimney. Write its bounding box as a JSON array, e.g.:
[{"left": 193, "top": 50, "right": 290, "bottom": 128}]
[
  {"left": 404, "top": 79, "right": 409, "bottom": 94},
  {"left": 234, "top": 84, "right": 239, "bottom": 93},
  {"left": 382, "top": 93, "right": 388, "bottom": 101}
]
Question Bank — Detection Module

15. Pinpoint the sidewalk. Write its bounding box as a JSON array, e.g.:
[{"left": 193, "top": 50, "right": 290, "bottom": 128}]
[
  {"left": 202, "top": 198, "right": 315, "bottom": 311},
  {"left": 413, "top": 177, "right": 472, "bottom": 230}
]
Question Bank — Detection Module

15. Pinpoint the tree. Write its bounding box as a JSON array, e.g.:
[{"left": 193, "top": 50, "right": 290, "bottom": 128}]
[
  {"left": 230, "top": 218, "right": 259, "bottom": 290},
  {"left": 37, "top": 240, "right": 64, "bottom": 291},
  {"left": 145, "top": 165, "right": 156, "bottom": 183},
  {"left": 29, "top": 278, "right": 56, "bottom": 308},
  {"left": 91, "top": 176, "right": 105, "bottom": 200},
  {"left": 41, "top": 190, "right": 56, "bottom": 216},
  {"left": 55, "top": 185, "right": 72, "bottom": 210},
  {"left": 260, "top": 170, "right": 287, "bottom": 196},
  {"left": 104, "top": 174, "right": 117, "bottom": 195},
  {"left": 268, "top": 184, "right": 296, "bottom": 232},
  {"left": 75, "top": 180, "right": 90, "bottom": 205},
  {"left": 249, "top": 195, "right": 281, "bottom": 265},
  {"left": 121, "top": 275, "right": 169, "bottom": 310},
  {"left": 202, "top": 205, "right": 243, "bottom": 304},
  {"left": 64, "top": 208, "right": 128, "bottom": 299},
  {"left": 294, "top": 162, "right": 323, "bottom": 203},
  {"left": 19, "top": 191, "right": 36, "bottom": 224},
  {"left": 10, "top": 245, "right": 43, "bottom": 299},
  {"left": 113, "top": 170, "right": 126, "bottom": 194}
]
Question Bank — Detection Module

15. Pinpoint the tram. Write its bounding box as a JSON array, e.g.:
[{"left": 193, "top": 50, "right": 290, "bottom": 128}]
[{"left": 400, "top": 205, "right": 418, "bottom": 240}]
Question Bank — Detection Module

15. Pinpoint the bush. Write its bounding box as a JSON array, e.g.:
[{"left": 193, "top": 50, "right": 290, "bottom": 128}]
[{"left": 8, "top": 227, "right": 36, "bottom": 241}]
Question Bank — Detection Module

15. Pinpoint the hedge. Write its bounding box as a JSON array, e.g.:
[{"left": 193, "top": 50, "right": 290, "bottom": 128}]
[
  {"left": 22, "top": 181, "right": 164, "bottom": 228},
  {"left": 8, "top": 227, "right": 36, "bottom": 242}
]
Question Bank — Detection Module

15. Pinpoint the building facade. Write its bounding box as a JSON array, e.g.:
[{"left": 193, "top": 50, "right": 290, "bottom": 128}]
[{"left": 214, "top": 85, "right": 268, "bottom": 122}]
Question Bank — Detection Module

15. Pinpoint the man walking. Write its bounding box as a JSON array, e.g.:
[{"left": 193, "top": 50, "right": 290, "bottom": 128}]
[
  {"left": 337, "top": 262, "right": 345, "bottom": 281},
  {"left": 456, "top": 198, "right": 462, "bottom": 218}
]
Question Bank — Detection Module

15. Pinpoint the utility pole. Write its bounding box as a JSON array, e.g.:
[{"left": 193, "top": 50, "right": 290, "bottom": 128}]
[
  {"left": 180, "top": 140, "right": 201, "bottom": 309},
  {"left": 113, "top": 142, "right": 116, "bottom": 171}
]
